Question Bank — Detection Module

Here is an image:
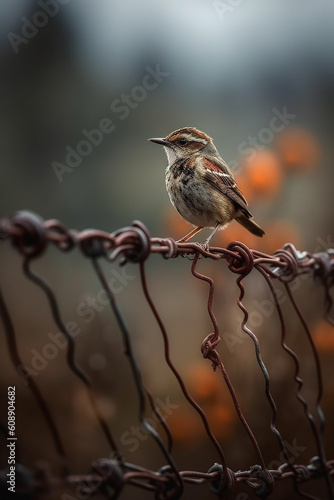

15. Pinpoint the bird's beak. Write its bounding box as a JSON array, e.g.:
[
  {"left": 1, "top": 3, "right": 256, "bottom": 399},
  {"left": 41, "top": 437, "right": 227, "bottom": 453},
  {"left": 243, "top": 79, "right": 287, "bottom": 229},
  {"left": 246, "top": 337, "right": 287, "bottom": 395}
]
[{"left": 148, "top": 137, "right": 171, "bottom": 147}]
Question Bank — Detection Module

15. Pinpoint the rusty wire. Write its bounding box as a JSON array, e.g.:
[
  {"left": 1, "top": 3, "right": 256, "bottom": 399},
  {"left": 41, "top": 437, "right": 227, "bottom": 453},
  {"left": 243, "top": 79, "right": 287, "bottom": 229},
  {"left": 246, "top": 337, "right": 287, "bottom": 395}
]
[{"left": 0, "top": 210, "right": 334, "bottom": 499}]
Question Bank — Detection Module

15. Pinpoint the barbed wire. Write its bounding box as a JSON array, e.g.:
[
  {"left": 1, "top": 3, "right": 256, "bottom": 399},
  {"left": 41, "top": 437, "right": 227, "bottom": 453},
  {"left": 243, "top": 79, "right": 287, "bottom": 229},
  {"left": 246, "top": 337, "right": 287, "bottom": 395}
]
[{"left": 0, "top": 210, "right": 334, "bottom": 499}]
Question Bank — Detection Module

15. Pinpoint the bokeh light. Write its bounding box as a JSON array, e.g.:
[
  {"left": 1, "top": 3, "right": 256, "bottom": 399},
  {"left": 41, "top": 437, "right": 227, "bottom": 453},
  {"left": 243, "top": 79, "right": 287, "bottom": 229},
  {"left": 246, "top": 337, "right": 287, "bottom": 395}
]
[
  {"left": 236, "top": 150, "right": 284, "bottom": 201},
  {"left": 1, "top": 1, "right": 334, "bottom": 498},
  {"left": 275, "top": 127, "right": 321, "bottom": 172}
]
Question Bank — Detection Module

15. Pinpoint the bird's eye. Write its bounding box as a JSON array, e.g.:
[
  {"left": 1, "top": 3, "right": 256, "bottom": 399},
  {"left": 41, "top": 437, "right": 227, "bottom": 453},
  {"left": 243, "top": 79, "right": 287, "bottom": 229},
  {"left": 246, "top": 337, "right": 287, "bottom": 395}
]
[{"left": 178, "top": 139, "right": 187, "bottom": 146}]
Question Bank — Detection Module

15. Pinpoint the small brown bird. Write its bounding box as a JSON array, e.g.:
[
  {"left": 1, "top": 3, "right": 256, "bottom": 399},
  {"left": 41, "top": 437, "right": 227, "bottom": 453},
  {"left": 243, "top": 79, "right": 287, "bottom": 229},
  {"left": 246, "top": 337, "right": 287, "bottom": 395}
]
[{"left": 149, "top": 127, "right": 265, "bottom": 244}]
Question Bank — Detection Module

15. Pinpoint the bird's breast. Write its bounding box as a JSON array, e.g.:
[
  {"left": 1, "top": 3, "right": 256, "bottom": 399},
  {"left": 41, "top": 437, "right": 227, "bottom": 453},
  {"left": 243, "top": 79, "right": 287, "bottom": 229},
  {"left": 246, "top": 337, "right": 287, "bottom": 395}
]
[
  {"left": 167, "top": 158, "right": 196, "bottom": 186},
  {"left": 165, "top": 158, "right": 237, "bottom": 228}
]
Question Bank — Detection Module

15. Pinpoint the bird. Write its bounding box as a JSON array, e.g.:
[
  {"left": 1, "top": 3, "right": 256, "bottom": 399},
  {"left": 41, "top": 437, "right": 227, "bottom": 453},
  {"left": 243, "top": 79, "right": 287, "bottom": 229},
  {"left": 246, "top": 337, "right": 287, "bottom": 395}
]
[{"left": 149, "top": 127, "right": 265, "bottom": 245}]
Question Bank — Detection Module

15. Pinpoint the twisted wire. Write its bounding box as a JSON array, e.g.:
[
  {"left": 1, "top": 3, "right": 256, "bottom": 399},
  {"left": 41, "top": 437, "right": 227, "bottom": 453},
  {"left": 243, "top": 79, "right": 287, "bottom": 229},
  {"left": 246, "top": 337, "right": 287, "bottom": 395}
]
[{"left": 1, "top": 211, "right": 334, "bottom": 499}]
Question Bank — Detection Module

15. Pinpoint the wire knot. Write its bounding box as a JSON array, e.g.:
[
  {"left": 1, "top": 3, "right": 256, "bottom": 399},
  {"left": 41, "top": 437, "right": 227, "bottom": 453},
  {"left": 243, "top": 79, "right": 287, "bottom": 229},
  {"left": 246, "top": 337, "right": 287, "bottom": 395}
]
[
  {"left": 293, "top": 464, "right": 311, "bottom": 482},
  {"left": 307, "top": 456, "right": 324, "bottom": 478},
  {"left": 112, "top": 221, "right": 151, "bottom": 264},
  {"left": 273, "top": 244, "right": 303, "bottom": 281},
  {"left": 154, "top": 465, "right": 183, "bottom": 500},
  {"left": 246, "top": 465, "right": 274, "bottom": 498},
  {"left": 163, "top": 238, "right": 179, "bottom": 259},
  {"left": 90, "top": 459, "right": 124, "bottom": 499},
  {"left": 44, "top": 219, "right": 77, "bottom": 251},
  {"left": 201, "top": 333, "right": 221, "bottom": 365},
  {"left": 226, "top": 241, "right": 254, "bottom": 276},
  {"left": 208, "top": 463, "right": 235, "bottom": 496},
  {"left": 10, "top": 210, "right": 48, "bottom": 258},
  {"left": 80, "top": 233, "right": 108, "bottom": 258}
]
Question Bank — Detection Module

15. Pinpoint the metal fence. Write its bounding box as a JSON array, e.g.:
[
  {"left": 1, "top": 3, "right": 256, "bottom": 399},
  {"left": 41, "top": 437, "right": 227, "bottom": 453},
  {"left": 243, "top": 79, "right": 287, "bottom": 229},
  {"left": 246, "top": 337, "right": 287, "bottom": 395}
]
[{"left": 0, "top": 210, "right": 333, "bottom": 499}]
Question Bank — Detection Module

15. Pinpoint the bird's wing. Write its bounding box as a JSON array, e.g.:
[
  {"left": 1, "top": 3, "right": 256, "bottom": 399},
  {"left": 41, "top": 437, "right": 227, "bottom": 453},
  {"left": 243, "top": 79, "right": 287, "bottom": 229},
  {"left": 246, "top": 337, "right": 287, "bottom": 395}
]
[{"left": 202, "top": 157, "right": 252, "bottom": 217}]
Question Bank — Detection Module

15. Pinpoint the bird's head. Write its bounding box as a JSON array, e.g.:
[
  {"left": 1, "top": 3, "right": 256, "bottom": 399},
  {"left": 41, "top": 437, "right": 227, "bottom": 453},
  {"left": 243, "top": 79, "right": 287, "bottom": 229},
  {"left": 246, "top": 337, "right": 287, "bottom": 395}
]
[{"left": 149, "top": 127, "right": 218, "bottom": 163}]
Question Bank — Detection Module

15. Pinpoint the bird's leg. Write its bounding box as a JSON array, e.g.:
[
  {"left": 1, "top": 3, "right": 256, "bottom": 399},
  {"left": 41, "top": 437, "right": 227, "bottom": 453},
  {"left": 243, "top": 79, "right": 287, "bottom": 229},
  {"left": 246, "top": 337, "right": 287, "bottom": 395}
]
[
  {"left": 177, "top": 226, "right": 203, "bottom": 243},
  {"left": 202, "top": 222, "right": 221, "bottom": 247}
]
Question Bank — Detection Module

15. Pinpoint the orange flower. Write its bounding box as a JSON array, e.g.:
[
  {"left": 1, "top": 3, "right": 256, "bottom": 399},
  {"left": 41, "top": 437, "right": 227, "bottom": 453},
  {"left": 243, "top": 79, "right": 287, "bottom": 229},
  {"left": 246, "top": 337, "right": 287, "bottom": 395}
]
[
  {"left": 275, "top": 128, "right": 321, "bottom": 172},
  {"left": 313, "top": 320, "right": 334, "bottom": 352},
  {"left": 186, "top": 363, "right": 221, "bottom": 401},
  {"left": 237, "top": 150, "right": 284, "bottom": 200}
]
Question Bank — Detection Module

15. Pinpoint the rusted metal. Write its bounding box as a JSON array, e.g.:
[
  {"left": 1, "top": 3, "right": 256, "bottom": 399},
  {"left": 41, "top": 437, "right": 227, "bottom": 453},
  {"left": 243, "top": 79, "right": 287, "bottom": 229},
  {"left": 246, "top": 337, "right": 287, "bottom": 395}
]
[{"left": 1, "top": 210, "right": 334, "bottom": 499}]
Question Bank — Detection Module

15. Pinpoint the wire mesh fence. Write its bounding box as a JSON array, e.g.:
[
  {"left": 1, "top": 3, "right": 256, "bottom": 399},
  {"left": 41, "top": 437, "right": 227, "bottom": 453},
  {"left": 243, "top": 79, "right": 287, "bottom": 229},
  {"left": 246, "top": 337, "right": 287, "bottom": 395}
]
[{"left": 0, "top": 210, "right": 334, "bottom": 499}]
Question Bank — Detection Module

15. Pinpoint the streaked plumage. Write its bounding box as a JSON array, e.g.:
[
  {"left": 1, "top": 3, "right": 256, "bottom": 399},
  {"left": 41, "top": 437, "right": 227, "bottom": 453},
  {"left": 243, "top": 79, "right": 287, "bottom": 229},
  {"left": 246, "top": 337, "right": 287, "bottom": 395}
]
[{"left": 149, "top": 127, "right": 264, "bottom": 243}]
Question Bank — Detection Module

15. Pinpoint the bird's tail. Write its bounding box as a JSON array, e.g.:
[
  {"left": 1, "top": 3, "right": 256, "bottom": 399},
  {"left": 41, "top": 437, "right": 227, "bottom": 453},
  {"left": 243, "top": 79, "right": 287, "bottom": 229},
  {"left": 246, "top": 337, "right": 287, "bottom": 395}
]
[{"left": 235, "top": 216, "right": 265, "bottom": 237}]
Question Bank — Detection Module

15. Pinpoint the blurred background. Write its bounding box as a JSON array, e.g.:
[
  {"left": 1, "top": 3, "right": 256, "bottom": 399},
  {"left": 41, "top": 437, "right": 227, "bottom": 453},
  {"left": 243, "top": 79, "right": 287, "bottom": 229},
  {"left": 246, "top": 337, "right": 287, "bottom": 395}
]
[{"left": 1, "top": 0, "right": 334, "bottom": 498}]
